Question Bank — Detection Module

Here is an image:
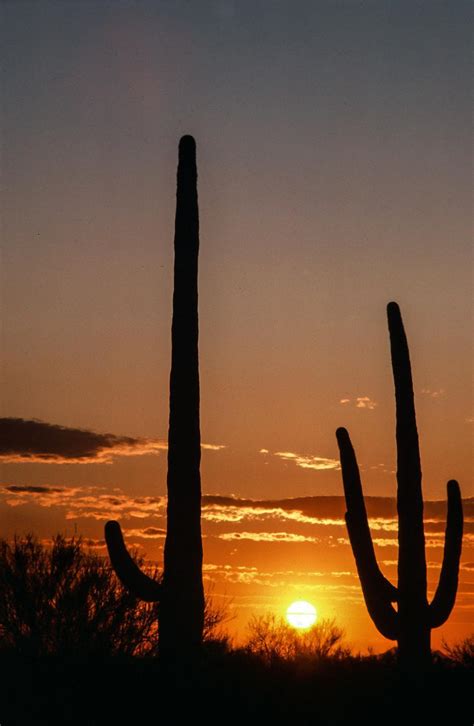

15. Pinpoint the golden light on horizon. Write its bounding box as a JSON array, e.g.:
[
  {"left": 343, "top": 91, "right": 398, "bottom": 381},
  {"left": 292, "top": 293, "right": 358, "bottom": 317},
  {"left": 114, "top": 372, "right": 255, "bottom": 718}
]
[{"left": 286, "top": 600, "right": 317, "bottom": 629}]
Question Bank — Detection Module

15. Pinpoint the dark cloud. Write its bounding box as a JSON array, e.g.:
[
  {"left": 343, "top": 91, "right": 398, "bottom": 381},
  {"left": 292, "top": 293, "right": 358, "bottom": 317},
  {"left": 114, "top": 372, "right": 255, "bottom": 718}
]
[
  {"left": 0, "top": 417, "right": 164, "bottom": 463},
  {"left": 5, "top": 485, "right": 63, "bottom": 494},
  {"left": 123, "top": 527, "right": 167, "bottom": 539},
  {"left": 202, "top": 495, "right": 473, "bottom": 522},
  {"left": 140, "top": 527, "right": 166, "bottom": 536},
  {"left": 424, "top": 520, "right": 474, "bottom": 535},
  {"left": 1, "top": 485, "right": 165, "bottom": 521}
]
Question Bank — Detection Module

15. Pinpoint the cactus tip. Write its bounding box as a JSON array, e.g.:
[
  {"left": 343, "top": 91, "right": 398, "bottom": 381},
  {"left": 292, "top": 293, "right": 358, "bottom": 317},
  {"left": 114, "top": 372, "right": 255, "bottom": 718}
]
[
  {"left": 179, "top": 134, "right": 196, "bottom": 152},
  {"left": 336, "top": 426, "right": 349, "bottom": 441},
  {"left": 387, "top": 301, "right": 400, "bottom": 317},
  {"left": 105, "top": 520, "right": 120, "bottom": 538},
  {"left": 447, "top": 479, "right": 460, "bottom": 494}
]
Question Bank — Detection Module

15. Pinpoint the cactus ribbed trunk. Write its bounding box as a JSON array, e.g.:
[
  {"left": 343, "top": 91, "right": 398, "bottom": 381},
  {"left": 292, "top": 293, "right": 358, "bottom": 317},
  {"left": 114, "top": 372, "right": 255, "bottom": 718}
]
[
  {"left": 397, "top": 619, "right": 431, "bottom": 673},
  {"left": 160, "top": 135, "right": 204, "bottom": 657},
  {"left": 389, "top": 302, "right": 431, "bottom": 671}
]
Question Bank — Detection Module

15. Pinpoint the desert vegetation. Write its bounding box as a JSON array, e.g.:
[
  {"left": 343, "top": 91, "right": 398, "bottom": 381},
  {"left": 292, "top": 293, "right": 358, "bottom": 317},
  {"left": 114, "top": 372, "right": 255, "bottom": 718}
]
[
  {"left": 0, "top": 534, "right": 227, "bottom": 660},
  {"left": 0, "top": 534, "right": 471, "bottom": 724},
  {"left": 243, "top": 612, "right": 350, "bottom": 664}
]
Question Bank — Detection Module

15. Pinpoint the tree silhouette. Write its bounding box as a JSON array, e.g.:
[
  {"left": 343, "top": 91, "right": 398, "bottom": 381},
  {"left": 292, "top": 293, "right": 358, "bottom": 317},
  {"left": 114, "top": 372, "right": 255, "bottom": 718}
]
[
  {"left": 104, "top": 136, "right": 204, "bottom": 659},
  {"left": 336, "top": 302, "right": 463, "bottom": 672}
]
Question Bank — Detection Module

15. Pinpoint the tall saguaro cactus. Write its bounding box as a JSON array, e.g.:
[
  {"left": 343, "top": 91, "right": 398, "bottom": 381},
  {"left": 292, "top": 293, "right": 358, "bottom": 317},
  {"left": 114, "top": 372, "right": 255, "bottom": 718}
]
[
  {"left": 105, "top": 135, "right": 204, "bottom": 657},
  {"left": 336, "top": 302, "right": 463, "bottom": 671}
]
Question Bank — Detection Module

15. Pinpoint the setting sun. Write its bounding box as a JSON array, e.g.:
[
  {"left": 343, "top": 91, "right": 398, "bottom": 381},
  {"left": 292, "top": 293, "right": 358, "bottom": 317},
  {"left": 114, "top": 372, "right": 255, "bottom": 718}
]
[{"left": 286, "top": 601, "right": 317, "bottom": 629}]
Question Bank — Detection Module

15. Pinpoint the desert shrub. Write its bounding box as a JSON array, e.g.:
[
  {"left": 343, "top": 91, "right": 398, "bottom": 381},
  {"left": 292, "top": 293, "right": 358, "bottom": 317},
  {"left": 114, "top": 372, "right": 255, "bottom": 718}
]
[
  {"left": 442, "top": 634, "right": 474, "bottom": 667},
  {"left": 244, "top": 612, "right": 351, "bottom": 665},
  {"left": 0, "top": 533, "right": 231, "bottom": 659},
  {"left": 202, "top": 585, "right": 234, "bottom": 652},
  {"left": 0, "top": 533, "right": 160, "bottom": 658}
]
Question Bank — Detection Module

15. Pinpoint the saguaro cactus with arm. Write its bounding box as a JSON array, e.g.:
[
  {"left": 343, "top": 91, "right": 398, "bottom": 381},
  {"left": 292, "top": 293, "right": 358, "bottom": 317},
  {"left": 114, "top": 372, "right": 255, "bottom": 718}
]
[
  {"left": 336, "top": 302, "right": 463, "bottom": 671},
  {"left": 105, "top": 135, "right": 204, "bottom": 657}
]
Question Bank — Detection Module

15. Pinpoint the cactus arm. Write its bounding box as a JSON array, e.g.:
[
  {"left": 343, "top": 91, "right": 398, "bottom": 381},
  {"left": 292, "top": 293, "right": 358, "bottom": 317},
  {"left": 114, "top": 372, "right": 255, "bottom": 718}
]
[
  {"left": 345, "top": 512, "right": 398, "bottom": 640},
  {"left": 387, "top": 302, "right": 427, "bottom": 604},
  {"left": 336, "top": 427, "right": 398, "bottom": 602},
  {"left": 336, "top": 427, "right": 398, "bottom": 639},
  {"left": 105, "top": 520, "right": 161, "bottom": 602},
  {"left": 429, "top": 480, "right": 463, "bottom": 628}
]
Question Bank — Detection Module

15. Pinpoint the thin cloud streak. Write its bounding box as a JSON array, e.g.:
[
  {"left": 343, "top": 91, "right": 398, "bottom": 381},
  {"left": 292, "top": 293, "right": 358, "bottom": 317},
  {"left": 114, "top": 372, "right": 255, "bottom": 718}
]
[
  {"left": 123, "top": 527, "right": 166, "bottom": 539},
  {"left": 338, "top": 397, "right": 377, "bottom": 409},
  {"left": 2, "top": 484, "right": 166, "bottom": 521},
  {"left": 218, "top": 531, "right": 319, "bottom": 543},
  {"left": 202, "top": 563, "right": 359, "bottom": 589},
  {"left": 421, "top": 388, "right": 445, "bottom": 399},
  {"left": 273, "top": 451, "right": 340, "bottom": 471}
]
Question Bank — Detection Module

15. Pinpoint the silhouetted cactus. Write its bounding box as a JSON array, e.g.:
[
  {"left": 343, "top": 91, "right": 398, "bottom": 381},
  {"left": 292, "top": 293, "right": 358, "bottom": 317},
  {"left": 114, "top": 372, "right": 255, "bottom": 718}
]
[
  {"left": 105, "top": 135, "right": 204, "bottom": 658},
  {"left": 336, "top": 302, "right": 463, "bottom": 671}
]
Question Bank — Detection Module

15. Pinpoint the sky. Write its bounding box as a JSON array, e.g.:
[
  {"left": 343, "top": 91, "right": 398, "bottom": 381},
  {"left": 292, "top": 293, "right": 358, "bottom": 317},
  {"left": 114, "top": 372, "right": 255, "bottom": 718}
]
[{"left": 1, "top": 0, "right": 472, "bottom": 651}]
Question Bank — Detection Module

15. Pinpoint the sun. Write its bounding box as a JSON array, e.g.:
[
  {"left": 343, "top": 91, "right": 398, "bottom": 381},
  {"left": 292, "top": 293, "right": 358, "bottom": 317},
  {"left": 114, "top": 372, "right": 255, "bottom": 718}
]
[{"left": 286, "top": 600, "right": 317, "bottom": 629}]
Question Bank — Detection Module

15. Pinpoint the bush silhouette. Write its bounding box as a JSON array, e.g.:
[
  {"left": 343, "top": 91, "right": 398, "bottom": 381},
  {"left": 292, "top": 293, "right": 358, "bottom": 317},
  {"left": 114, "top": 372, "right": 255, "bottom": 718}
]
[
  {"left": 243, "top": 612, "right": 350, "bottom": 665},
  {"left": 442, "top": 634, "right": 474, "bottom": 668},
  {"left": 0, "top": 534, "right": 160, "bottom": 658},
  {"left": 0, "top": 534, "right": 230, "bottom": 660}
]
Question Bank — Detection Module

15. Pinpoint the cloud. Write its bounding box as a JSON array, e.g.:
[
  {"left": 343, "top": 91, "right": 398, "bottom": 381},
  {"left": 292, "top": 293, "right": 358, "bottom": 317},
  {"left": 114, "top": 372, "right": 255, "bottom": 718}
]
[
  {"left": 2, "top": 487, "right": 473, "bottom": 544},
  {"left": 122, "top": 527, "right": 166, "bottom": 539},
  {"left": 273, "top": 451, "right": 340, "bottom": 471},
  {"left": 421, "top": 388, "right": 445, "bottom": 399},
  {"left": 201, "top": 562, "right": 364, "bottom": 601},
  {"left": 202, "top": 500, "right": 335, "bottom": 525},
  {"left": 338, "top": 397, "right": 377, "bottom": 410},
  {"left": 218, "top": 531, "right": 319, "bottom": 543},
  {"left": 202, "top": 494, "right": 474, "bottom": 525},
  {"left": 0, "top": 418, "right": 224, "bottom": 464},
  {"left": 202, "top": 564, "right": 333, "bottom": 587},
  {"left": 201, "top": 495, "right": 474, "bottom": 541},
  {"left": 2, "top": 484, "right": 166, "bottom": 521},
  {"left": 337, "top": 533, "right": 474, "bottom": 549},
  {"left": 337, "top": 536, "right": 397, "bottom": 548},
  {"left": 355, "top": 397, "right": 377, "bottom": 410},
  {"left": 259, "top": 449, "right": 269, "bottom": 454},
  {"left": 5, "top": 485, "right": 63, "bottom": 494}
]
